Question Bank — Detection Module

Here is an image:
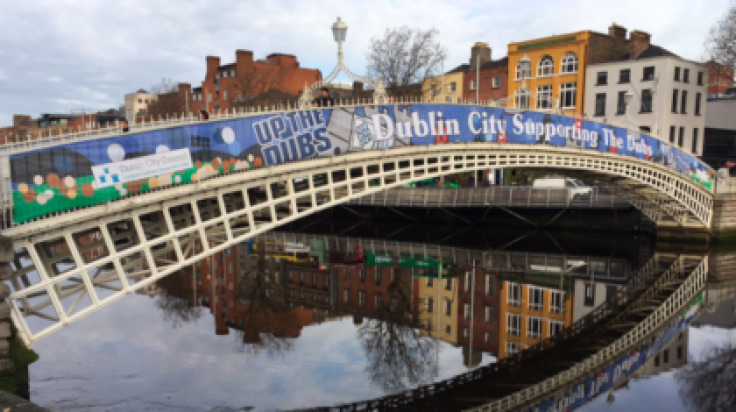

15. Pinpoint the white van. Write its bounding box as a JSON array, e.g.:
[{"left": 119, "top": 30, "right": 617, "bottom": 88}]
[{"left": 532, "top": 177, "right": 593, "bottom": 200}]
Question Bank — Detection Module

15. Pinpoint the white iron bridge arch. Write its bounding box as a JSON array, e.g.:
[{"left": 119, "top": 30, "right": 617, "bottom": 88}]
[{"left": 0, "top": 103, "right": 715, "bottom": 345}]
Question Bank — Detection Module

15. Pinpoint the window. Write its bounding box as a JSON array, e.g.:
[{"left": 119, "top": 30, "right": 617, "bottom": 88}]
[
  {"left": 516, "top": 59, "right": 531, "bottom": 79},
  {"left": 596, "top": 71, "right": 608, "bottom": 85},
  {"left": 449, "top": 82, "right": 457, "bottom": 93},
  {"left": 681, "top": 90, "right": 688, "bottom": 114},
  {"left": 674, "top": 67, "right": 681, "bottom": 81},
  {"left": 560, "top": 82, "right": 576, "bottom": 109},
  {"left": 223, "top": 90, "right": 228, "bottom": 101},
  {"left": 359, "top": 270, "right": 366, "bottom": 281},
  {"left": 484, "top": 305, "right": 494, "bottom": 323},
  {"left": 508, "top": 282, "right": 521, "bottom": 306},
  {"left": 492, "top": 77, "right": 501, "bottom": 88},
  {"left": 669, "top": 126, "right": 676, "bottom": 143},
  {"left": 375, "top": 293, "right": 383, "bottom": 309},
  {"left": 507, "top": 313, "right": 521, "bottom": 336},
  {"left": 463, "top": 327, "right": 469, "bottom": 338},
  {"left": 426, "top": 277, "right": 433, "bottom": 287},
  {"left": 485, "top": 274, "right": 495, "bottom": 296},
  {"left": 470, "top": 79, "right": 477, "bottom": 90},
  {"left": 537, "top": 85, "right": 552, "bottom": 109},
  {"left": 550, "top": 291, "right": 565, "bottom": 313},
  {"left": 358, "top": 291, "right": 366, "bottom": 307},
  {"left": 550, "top": 321, "right": 565, "bottom": 337},
  {"left": 444, "top": 298, "right": 452, "bottom": 315},
  {"left": 561, "top": 52, "right": 578, "bottom": 73},
  {"left": 643, "top": 66, "right": 655, "bottom": 81},
  {"left": 528, "top": 287, "right": 544, "bottom": 311},
  {"left": 484, "top": 331, "right": 491, "bottom": 343},
  {"left": 617, "top": 91, "right": 627, "bottom": 115},
  {"left": 619, "top": 69, "right": 631, "bottom": 83},
  {"left": 640, "top": 89, "right": 652, "bottom": 113},
  {"left": 527, "top": 317, "right": 542, "bottom": 339},
  {"left": 445, "top": 278, "right": 452, "bottom": 291},
  {"left": 426, "top": 296, "right": 433, "bottom": 313},
  {"left": 375, "top": 270, "right": 382, "bottom": 285},
  {"left": 430, "top": 84, "right": 438, "bottom": 96},
  {"left": 683, "top": 68, "right": 690, "bottom": 83},
  {"left": 538, "top": 55, "right": 554, "bottom": 76},
  {"left": 692, "top": 128, "right": 699, "bottom": 154},
  {"left": 515, "top": 87, "right": 530, "bottom": 109},
  {"left": 594, "top": 93, "right": 606, "bottom": 116},
  {"left": 506, "top": 341, "right": 520, "bottom": 356},
  {"left": 693, "top": 92, "right": 702, "bottom": 116},
  {"left": 463, "top": 303, "right": 471, "bottom": 320},
  {"left": 344, "top": 270, "right": 350, "bottom": 280},
  {"left": 663, "top": 349, "right": 669, "bottom": 363},
  {"left": 390, "top": 297, "right": 398, "bottom": 312},
  {"left": 584, "top": 283, "right": 595, "bottom": 307},
  {"left": 678, "top": 126, "right": 685, "bottom": 147},
  {"left": 463, "top": 274, "right": 470, "bottom": 292},
  {"left": 697, "top": 71, "right": 704, "bottom": 86},
  {"left": 672, "top": 89, "right": 679, "bottom": 113},
  {"left": 343, "top": 289, "right": 350, "bottom": 304}
]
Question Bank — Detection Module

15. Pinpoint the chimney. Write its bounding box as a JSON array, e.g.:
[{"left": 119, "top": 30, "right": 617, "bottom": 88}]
[
  {"left": 470, "top": 42, "right": 492, "bottom": 70},
  {"left": 235, "top": 49, "right": 254, "bottom": 72},
  {"left": 629, "top": 30, "right": 651, "bottom": 58},
  {"left": 608, "top": 23, "right": 627, "bottom": 40},
  {"left": 205, "top": 56, "right": 221, "bottom": 80}
]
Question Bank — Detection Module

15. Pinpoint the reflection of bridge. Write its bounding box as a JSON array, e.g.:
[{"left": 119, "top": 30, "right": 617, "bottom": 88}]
[
  {"left": 0, "top": 103, "right": 713, "bottom": 346},
  {"left": 310, "top": 254, "right": 706, "bottom": 411}
]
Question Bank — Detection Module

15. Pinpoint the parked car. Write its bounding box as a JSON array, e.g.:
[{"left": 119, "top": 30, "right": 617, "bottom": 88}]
[{"left": 532, "top": 177, "right": 593, "bottom": 200}]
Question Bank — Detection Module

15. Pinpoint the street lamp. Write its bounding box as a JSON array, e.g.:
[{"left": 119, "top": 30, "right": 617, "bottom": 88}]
[{"left": 298, "top": 17, "right": 388, "bottom": 108}]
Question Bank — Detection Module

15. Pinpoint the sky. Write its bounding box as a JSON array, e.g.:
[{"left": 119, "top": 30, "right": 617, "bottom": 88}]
[{"left": 0, "top": 0, "right": 731, "bottom": 127}]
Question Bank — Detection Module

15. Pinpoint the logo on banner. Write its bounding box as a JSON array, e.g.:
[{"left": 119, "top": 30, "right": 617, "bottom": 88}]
[{"left": 91, "top": 148, "right": 193, "bottom": 188}]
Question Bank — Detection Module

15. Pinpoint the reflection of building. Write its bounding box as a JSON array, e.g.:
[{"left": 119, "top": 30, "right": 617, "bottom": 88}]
[
  {"left": 572, "top": 278, "right": 626, "bottom": 322},
  {"left": 456, "top": 267, "right": 501, "bottom": 366},
  {"left": 634, "top": 329, "right": 689, "bottom": 377},
  {"left": 498, "top": 276, "right": 574, "bottom": 359},
  {"left": 417, "top": 269, "right": 459, "bottom": 345}
]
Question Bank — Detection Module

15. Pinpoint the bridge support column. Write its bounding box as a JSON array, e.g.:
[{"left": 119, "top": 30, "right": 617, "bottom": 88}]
[
  {"left": 654, "top": 224, "right": 711, "bottom": 245},
  {"left": 0, "top": 236, "right": 17, "bottom": 372}
]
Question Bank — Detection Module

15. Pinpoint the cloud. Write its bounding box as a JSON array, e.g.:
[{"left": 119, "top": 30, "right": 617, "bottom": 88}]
[{"left": 0, "top": 0, "right": 730, "bottom": 126}]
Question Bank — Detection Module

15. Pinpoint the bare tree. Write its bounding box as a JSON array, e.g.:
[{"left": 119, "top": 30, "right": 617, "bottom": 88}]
[
  {"left": 155, "top": 269, "right": 203, "bottom": 329},
  {"left": 705, "top": 5, "right": 736, "bottom": 70},
  {"left": 675, "top": 344, "right": 736, "bottom": 411},
  {"left": 230, "top": 67, "right": 283, "bottom": 109},
  {"left": 367, "top": 27, "right": 447, "bottom": 88},
  {"left": 147, "top": 77, "right": 187, "bottom": 119}
]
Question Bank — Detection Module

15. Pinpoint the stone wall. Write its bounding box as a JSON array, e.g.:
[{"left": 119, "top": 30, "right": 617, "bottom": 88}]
[{"left": 711, "top": 193, "right": 736, "bottom": 242}]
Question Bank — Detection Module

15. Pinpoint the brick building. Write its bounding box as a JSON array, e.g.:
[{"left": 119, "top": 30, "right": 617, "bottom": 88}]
[
  {"left": 706, "top": 62, "right": 735, "bottom": 96},
  {"left": 456, "top": 266, "right": 502, "bottom": 366},
  {"left": 461, "top": 43, "right": 509, "bottom": 104},
  {"left": 191, "top": 50, "right": 322, "bottom": 114}
]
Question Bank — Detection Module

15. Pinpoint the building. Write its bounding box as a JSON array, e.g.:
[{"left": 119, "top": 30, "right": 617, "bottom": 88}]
[
  {"left": 123, "top": 89, "right": 158, "bottom": 121},
  {"left": 422, "top": 65, "right": 466, "bottom": 104},
  {"left": 461, "top": 43, "right": 508, "bottom": 105},
  {"left": 702, "top": 94, "right": 736, "bottom": 172},
  {"left": 507, "top": 24, "right": 632, "bottom": 117},
  {"left": 191, "top": 50, "right": 322, "bottom": 114},
  {"left": 0, "top": 115, "right": 37, "bottom": 144},
  {"left": 585, "top": 32, "right": 707, "bottom": 154},
  {"left": 707, "top": 62, "right": 735, "bottom": 97},
  {"left": 417, "top": 268, "right": 460, "bottom": 345}
]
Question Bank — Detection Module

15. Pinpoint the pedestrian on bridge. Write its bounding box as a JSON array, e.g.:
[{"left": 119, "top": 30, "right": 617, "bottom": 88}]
[{"left": 314, "top": 87, "right": 335, "bottom": 107}]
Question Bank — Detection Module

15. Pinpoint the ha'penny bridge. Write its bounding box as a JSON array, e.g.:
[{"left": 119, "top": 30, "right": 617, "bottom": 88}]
[{"left": 0, "top": 101, "right": 713, "bottom": 409}]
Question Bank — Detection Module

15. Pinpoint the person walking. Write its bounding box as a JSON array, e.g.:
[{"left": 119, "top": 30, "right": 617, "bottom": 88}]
[{"left": 313, "top": 87, "right": 335, "bottom": 107}]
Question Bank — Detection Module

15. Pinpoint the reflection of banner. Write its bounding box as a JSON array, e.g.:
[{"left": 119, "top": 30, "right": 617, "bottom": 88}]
[
  {"left": 9, "top": 104, "right": 715, "bottom": 223},
  {"left": 91, "top": 148, "right": 192, "bottom": 188},
  {"left": 522, "top": 291, "right": 703, "bottom": 412}
]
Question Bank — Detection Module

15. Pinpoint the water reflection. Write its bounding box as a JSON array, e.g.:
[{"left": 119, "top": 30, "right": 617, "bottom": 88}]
[{"left": 23, "top": 227, "right": 735, "bottom": 411}]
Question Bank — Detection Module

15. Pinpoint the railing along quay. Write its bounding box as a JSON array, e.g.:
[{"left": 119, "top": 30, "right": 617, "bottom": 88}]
[
  {"left": 303, "top": 255, "right": 705, "bottom": 411},
  {"left": 348, "top": 187, "right": 631, "bottom": 209}
]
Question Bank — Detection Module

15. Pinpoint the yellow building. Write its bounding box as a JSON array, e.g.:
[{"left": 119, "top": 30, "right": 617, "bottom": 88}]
[
  {"left": 507, "top": 24, "right": 631, "bottom": 117},
  {"left": 422, "top": 65, "right": 466, "bottom": 104},
  {"left": 417, "top": 270, "right": 459, "bottom": 345},
  {"left": 497, "top": 280, "right": 574, "bottom": 359}
]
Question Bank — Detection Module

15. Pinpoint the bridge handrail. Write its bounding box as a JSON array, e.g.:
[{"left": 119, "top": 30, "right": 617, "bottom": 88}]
[{"left": 316, "top": 255, "right": 683, "bottom": 410}]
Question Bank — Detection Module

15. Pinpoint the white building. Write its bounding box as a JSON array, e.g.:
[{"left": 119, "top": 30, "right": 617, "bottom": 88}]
[
  {"left": 584, "top": 34, "right": 707, "bottom": 156},
  {"left": 122, "top": 89, "right": 157, "bottom": 121}
]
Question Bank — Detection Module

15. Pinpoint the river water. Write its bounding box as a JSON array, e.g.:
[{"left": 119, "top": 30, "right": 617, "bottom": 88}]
[{"left": 21, "top": 223, "right": 736, "bottom": 411}]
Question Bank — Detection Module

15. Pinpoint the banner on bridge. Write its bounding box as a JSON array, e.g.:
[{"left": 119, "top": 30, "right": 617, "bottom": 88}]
[{"left": 9, "top": 104, "right": 715, "bottom": 223}]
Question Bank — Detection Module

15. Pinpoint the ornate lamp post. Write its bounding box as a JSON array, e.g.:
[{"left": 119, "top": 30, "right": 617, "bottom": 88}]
[{"left": 298, "top": 17, "right": 388, "bottom": 108}]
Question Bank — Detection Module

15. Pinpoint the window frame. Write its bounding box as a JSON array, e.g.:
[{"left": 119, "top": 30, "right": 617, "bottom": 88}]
[
  {"left": 561, "top": 52, "right": 578, "bottom": 73},
  {"left": 594, "top": 93, "right": 606, "bottom": 116},
  {"left": 538, "top": 55, "right": 554, "bottom": 77}
]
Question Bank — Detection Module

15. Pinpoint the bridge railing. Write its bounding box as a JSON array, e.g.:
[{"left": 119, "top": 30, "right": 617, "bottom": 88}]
[
  {"left": 318, "top": 255, "right": 688, "bottom": 411},
  {"left": 0, "top": 96, "right": 438, "bottom": 156}
]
